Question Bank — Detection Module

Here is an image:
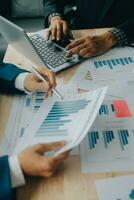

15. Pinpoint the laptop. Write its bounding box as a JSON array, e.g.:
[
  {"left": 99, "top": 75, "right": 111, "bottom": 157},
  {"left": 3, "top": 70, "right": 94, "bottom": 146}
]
[{"left": 0, "top": 15, "right": 85, "bottom": 72}]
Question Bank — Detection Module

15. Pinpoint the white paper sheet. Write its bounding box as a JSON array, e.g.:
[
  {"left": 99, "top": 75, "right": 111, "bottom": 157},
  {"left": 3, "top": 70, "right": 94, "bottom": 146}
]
[
  {"left": 0, "top": 85, "right": 78, "bottom": 156},
  {"left": 96, "top": 175, "right": 134, "bottom": 200},
  {"left": 13, "top": 87, "right": 107, "bottom": 156},
  {"left": 80, "top": 82, "right": 134, "bottom": 172}
]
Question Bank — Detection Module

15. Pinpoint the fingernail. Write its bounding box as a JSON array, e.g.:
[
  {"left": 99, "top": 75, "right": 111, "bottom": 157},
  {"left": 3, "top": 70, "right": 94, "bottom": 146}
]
[{"left": 66, "top": 52, "right": 70, "bottom": 58}]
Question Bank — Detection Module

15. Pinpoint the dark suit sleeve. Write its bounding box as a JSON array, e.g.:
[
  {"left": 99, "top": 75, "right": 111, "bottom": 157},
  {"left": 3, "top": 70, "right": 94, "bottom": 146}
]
[
  {"left": 117, "top": 15, "right": 134, "bottom": 43},
  {"left": 0, "top": 62, "right": 27, "bottom": 94},
  {"left": 0, "top": 156, "right": 16, "bottom": 200},
  {"left": 43, "top": 0, "right": 69, "bottom": 27}
]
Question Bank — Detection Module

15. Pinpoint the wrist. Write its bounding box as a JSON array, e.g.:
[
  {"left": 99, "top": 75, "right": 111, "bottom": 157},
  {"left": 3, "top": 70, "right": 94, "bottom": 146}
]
[
  {"left": 9, "top": 156, "right": 25, "bottom": 188},
  {"left": 105, "top": 31, "right": 118, "bottom": 48},
  {"left": 50, "top": 16, "right": 63, "bottom": 24}
]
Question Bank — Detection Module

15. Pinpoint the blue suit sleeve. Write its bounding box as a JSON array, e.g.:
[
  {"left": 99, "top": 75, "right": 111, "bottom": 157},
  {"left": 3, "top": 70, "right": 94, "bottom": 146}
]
[
  {"left": 0, "top": 156, "right": 16, "bottom": 200},
  {"left": 0, "top": 62, "right": 28, "bottom": 94}
]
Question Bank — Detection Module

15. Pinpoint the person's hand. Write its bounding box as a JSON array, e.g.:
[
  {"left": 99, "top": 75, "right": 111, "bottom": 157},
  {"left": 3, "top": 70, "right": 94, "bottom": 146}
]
[
  {"left": 18, "top": 141, "right": 69, "bottom": 178},
  {"left": 24, "top": 66, "right": 56, "bottom": 97},
  {"left": 66, "top": 31, "right": 117, "bottom": 58},
  {"left": 47, "top": 16, "right": 73, "bottom": 41}
]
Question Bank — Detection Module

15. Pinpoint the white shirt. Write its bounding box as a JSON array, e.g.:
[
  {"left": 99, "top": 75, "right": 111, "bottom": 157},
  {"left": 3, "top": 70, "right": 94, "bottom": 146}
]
[{"left": 8, "top": 72, "right": 30, "bottom": 188}]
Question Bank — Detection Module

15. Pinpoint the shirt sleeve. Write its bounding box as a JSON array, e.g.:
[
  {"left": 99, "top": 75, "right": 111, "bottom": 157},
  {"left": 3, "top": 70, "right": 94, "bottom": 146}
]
[
  {"left": 8, "top": 156, "right": 25, "bottom": 188},
  {"left": 15, "top": 72, "right": 32, "bottom": 94},
  {"left": 110, "top": 28, "right": 128, "bottom": 47}
]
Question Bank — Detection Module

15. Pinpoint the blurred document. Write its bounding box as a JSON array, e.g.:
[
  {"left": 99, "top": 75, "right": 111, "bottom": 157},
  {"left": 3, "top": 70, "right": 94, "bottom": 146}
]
[
  {"left": 96, "top": 175, "right": 134, "bottom": 200},
  {"left": 13, "top": 87, "right": 107, "bottom": 155}
]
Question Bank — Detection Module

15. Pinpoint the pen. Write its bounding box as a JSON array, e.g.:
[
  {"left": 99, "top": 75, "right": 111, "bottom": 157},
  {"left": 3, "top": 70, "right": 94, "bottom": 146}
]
[{"left": 31, "top": 66, "right": 63, "bottom": 100}]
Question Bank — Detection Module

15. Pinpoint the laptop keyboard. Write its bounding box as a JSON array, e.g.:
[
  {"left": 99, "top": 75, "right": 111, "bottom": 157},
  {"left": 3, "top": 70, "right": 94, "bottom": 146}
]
[{"left": 29, "top": 34, "right": 72, "bottom": 68}]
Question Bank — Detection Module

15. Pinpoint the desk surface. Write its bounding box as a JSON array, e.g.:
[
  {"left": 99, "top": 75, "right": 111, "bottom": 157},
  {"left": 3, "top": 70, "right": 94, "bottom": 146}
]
[{"left": 0, "top": 29, "right": 133, "bottom": 200}]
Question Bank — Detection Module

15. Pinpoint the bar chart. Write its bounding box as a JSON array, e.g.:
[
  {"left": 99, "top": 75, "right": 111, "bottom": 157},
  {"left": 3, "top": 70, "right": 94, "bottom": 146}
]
[
  {"left": 88, "top": 131, "right": 99, "bottom": 149},
  {"left": 94, "top": 57, "right": 134, "bottom": 70},
  {"left": 34, "top": 92, "right": 44, "bottom": 111},
  {"left": 99, "top": 104, "right": 115, "bottom": 115},
  {"left": 25, "top": 91, "right": 44, "bottom": 111},
  {"left": 87, "top": 129, "right": 132, "bottom": 150},
  {"left": 118, "top": 129, "right": 130, "bottom": 150},
  {"left": 36, "top": 99, "right": 90, "bottom": 137},
  {"left": 103, "top": 130, "right": 115, "bottom": 148}
]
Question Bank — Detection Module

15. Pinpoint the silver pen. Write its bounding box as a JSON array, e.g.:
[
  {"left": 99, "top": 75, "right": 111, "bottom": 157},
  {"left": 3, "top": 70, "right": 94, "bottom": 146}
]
[{"left": 31, "top": 66, "right": 63, "bottom": 100}]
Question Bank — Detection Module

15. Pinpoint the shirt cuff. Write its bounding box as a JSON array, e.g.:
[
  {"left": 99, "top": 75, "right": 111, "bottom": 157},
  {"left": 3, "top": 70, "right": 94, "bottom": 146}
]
[
  {"left": 48, "top": 12, "right": 62, "bottom": 25},
  {"left": 15, "top": 72, "right": 32, "bottom": 94},
  {"left": 109, "top": 28, "right": 128, "bottom": 47},
  {"left": 9, "top": 156, "right": 25, "bottom": 188}
]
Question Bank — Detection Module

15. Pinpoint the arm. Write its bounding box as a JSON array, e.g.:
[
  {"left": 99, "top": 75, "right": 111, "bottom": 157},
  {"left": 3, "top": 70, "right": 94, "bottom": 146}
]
[
  {"left": 117, "top": 15, "right": 134, "bottom": 44},
  {"left": 43, "top": 0, "right": 74, "bottom": 41},
  {"left": 43, "top": 0, "right": 67, "bottom": 27},
  {"left": 0, "top": 156, "right": 16, "bottom": 200},
  {"left": 0, "top": 142, "right": 69, "bottom": 200},
  {"left": 0, "top": 62, "right": 27, "bottom": 94},
  {"left": 0, "top": 63, "right": 56, "bottom": 97}
]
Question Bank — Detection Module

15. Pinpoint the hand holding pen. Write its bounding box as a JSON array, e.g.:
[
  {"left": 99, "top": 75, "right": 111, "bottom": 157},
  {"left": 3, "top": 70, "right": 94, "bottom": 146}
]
[{"left": 24, "top": 66, "right": 62, "bottom": 98}]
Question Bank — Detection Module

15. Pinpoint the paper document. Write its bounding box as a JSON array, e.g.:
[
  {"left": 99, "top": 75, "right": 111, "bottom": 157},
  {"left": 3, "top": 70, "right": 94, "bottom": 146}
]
[
  {"left": 13, "top": 87, "right": 107, "bottom": 156},
  {"left": 70, "top": 47, "right": 134, "bottom": 91},
  {"left": 96, "top": 175, "right": 134, "bottom": 200},
  {"left": 0, "top": 85, "right": 78, "bottom": 156},
  {"left": 80, "top": 82, "right": 134, "bottom": 172}
]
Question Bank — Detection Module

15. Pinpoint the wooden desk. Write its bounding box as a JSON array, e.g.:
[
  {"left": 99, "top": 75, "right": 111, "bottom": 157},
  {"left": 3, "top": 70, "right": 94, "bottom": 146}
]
[{"left": 0, "top": 29, "right": 133, "bottom": 200}]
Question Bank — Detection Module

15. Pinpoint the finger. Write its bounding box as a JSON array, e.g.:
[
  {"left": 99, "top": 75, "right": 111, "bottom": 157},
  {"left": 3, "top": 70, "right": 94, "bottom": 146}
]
[
  {"left": 33, "top": 81, "right": 50, "bottom": 91},
  {"left": 57, "top": 22, "right": 62, "bottom": 41},
  {"left": 44, "top": 70, "right": 56, "bottom": 89},
  {"left": 47, "top": 28, "right": 51, "bottom": 40},
  {"left": 51, "top": 151, "right": 69, "bottom": 164},
  {"left": 51, "top": 25, "right": 57, "bottom": 40},
  {"left": 79, "top": 48, "right": 91, "bottom": 57},
  {"left": 66, "top": 39, "right": 85, "bottom": 50},
  {"left": 35, "top": 141, "right": 66, "bottom": 153},
  {"left": 66, "top": 43, "right": 87, "bottom": 57},
  {"left": 45, "top": 89, "right": 52, "bottom": 98},
  {"left": 63, "top": 23, "right": 68, "bottom": 36}
]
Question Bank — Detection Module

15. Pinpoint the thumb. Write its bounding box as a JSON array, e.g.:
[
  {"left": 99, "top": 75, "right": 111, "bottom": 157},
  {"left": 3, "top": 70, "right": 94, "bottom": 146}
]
[
  {"left": 52, "top": 151, "right": 70, "bottom": 163},
  {"left": 35, "top": 141, "right": 66, "bottom": 154}
]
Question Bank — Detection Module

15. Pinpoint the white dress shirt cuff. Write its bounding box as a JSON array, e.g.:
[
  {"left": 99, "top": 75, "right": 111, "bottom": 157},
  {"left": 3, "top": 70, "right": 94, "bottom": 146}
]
[
  {"left": 9, "top": 156, "right": 25, "bottom": 188},
  {"left": 15, "top": 72, "right": 31, "bottom": 94}
]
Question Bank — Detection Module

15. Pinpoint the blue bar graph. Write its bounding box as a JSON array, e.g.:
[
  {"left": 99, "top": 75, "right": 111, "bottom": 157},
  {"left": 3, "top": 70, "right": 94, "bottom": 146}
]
[
  {"left": 94, "top": 57, "right": 134, "bottom": 70},
  {"left": 88, "top": 131, "right": 99, "bottom": 149},
  {"left": 103, "top": 130, "right": 114, "bottom": 148},
  {"left": 99, "top": 104, "right": 115, "bottom": 115},
  {"left": 36, "top": 99, "right": 90, "bottom": 137},
  {"left": 25, "top": 97, "right": 31, "bottom": 107},
  {"left": 25, "top": 92, "right": 44, "bottom": 111},
  {"left": 34, "top": 92, "right": 44, "bottom": 111},
  {"left": 118, "top": 129, "right": 129, "bottom": 150},
  {"left": 99, "top": 105, "right": 109, "bottom": 115}
]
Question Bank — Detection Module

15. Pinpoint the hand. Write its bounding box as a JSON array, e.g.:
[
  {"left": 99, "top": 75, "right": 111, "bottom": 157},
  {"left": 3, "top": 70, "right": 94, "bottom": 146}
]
[
  {"left": 18, "top": 141, "right": 69, "bottom": 178},
  {"left": 24, "top": 66, "right": 56, "bottom": 97},
  {"left": 66, "top": 31, "right": 117, "bottom": 58},
  {"left": 47, "top": 16, "right": 73, "bottom": 41}
]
